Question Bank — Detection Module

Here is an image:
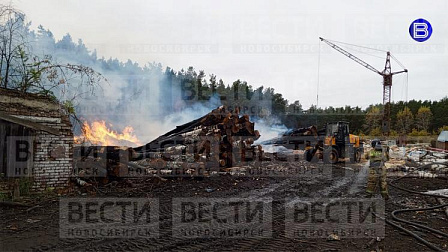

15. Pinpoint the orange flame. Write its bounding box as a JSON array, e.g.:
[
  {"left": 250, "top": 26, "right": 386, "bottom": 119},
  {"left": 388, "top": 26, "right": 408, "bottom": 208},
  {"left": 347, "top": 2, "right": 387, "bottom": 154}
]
[{"left": 75, "top": 121, "right": 141, "bottom": 147}]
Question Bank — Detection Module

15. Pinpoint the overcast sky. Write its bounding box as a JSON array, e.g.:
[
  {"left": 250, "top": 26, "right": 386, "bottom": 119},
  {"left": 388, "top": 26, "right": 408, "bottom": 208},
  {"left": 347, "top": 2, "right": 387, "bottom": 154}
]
[{"left": 12, "top": 0, "right": 448, "bottom": 109}]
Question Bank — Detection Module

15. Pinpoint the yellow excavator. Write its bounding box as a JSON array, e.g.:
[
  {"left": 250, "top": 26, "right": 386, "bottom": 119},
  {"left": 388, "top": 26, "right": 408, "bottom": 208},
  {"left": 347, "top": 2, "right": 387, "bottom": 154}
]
[{"left": 305, "top": 121, "right": 363, "bottom": 163}]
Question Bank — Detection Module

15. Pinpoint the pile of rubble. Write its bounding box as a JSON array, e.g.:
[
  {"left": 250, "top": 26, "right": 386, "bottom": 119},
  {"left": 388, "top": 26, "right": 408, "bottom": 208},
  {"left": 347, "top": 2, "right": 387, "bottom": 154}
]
[{"left": 383, "top": 143, "right": 448, "bottom": 178}]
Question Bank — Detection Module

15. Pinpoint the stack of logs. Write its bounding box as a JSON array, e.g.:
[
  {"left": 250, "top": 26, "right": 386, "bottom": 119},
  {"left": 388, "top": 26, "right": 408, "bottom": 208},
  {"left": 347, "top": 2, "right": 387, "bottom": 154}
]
[
  {"left": 132, "top": 106, "right": 263, "bottom": 173},
  {"left": 73, "top": 145, "right": 136, "bottom": 179},
  {"left": 74, "top": 106, "right": 263, "bottom": 178}
]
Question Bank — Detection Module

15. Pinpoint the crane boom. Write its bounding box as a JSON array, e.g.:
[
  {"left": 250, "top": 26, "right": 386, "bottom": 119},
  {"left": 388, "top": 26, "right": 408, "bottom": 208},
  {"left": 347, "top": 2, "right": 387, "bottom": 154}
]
[
  {"left": 319, "top": 37, "right": 407, "bottom": 136},
  {"left": 319, "top": 37, "right": 382, "bottom": 75}
]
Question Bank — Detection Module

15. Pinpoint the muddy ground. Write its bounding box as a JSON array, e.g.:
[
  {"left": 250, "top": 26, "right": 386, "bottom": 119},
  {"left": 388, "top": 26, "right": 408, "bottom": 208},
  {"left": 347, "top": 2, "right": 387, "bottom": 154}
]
[{"left": 1, "top": 160, "right": 447, "bottom": 252}]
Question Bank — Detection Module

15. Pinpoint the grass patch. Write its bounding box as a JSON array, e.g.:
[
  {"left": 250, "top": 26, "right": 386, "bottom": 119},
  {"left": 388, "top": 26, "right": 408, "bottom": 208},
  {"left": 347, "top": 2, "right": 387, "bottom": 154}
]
[{"left": 18, "top": 177, "right": 33, "bottom": 196}]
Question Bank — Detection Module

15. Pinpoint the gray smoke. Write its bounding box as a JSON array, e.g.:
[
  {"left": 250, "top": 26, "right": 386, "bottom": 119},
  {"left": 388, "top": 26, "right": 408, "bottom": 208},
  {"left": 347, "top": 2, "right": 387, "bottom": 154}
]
[
  {"left": 21, "top": 27, "right": 225, "bottom": 145},
  {"left": 23, "top": 24, "right": 288, "bottom": 146}
]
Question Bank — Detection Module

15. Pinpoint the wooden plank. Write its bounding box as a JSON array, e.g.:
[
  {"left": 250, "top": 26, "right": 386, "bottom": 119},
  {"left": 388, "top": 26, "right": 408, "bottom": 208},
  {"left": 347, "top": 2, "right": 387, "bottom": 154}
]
[{"left": 0, "top": 111, "right": 60, "bottom": 135}]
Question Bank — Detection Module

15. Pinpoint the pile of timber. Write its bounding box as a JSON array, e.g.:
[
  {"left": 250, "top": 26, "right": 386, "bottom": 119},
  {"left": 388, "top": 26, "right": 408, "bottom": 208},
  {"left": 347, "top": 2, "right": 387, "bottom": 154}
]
[
  {"left": 132, "top": 106, "right": 263, "bottom": 171},
  {"left": 74, "top": 106, "right": 263, "bottom": 179},
  {"left": 73, "top": 145, "right": 135, "bottom": 179}
]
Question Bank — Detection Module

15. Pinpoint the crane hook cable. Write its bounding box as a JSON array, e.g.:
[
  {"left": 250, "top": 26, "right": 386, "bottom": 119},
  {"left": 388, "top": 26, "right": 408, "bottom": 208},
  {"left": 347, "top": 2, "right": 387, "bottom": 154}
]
[
  {"left": 316, "top": 38, "right": 321, "bottom": 125},
  {"left": 390, "top": 53, "right": 407, "bottom": 70}
]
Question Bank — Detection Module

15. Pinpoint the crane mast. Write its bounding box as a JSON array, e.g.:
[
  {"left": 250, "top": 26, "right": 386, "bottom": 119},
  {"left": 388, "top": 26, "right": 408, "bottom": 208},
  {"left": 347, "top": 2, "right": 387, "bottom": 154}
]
[{"left": 319, "top": 37, "right": 407, "bottom": 136}]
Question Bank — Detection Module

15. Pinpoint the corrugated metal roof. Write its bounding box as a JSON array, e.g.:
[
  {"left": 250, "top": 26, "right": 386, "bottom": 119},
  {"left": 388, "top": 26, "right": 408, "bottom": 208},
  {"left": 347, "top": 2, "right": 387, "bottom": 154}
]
[{"left": 437, "top": 131, "right": 448, "bottom": 142}]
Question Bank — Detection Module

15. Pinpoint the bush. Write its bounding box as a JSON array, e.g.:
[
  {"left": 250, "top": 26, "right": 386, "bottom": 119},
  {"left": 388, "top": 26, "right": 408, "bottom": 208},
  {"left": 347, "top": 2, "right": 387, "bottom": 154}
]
[
  {"left": 438, "top": 125, "right": 448, "bottom": 134},
  {"left": 0, "top": 191, "right": 11, "bottom": 201},
  {"left": 370, "top": 127, "right": 382, "bottom": 136},
  {"left": 409, "top": 128, "right": 419, "bottom": 136},
  {"left": 418, "top": 130, "right": 429, "bottom": 136},
  {"left": 389, "top": 130, "right": 398, "bottom": 136},
  {"left": 409, "top": 129, "right": 430, "bottom": 136},
  {"left": 18, "top": 178, "right": 33, "bottom": 196}
]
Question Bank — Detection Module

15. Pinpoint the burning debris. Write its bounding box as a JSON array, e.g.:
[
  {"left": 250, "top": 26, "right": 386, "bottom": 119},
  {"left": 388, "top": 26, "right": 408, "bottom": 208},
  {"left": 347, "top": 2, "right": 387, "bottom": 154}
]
[
  {"left": 74, "top": 106, "right": 263, "bottom": 179},
  {"left": 74, "top": 120, "right": 141, "bottom": 146}
]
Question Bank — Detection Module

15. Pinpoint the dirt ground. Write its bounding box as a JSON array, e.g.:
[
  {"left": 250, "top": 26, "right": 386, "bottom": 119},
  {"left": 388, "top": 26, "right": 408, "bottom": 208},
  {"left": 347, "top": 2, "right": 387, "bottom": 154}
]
[{"left": 1, "top": 160, "right": 447, "bottom": 252}]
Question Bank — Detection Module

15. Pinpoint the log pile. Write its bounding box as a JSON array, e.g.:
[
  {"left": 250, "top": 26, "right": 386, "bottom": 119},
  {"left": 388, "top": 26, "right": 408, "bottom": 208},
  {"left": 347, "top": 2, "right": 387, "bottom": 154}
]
[
  {"left": 132, "top": 106, "right": 263, "bottom": 173},
  {"left": 73, "top": 145, "right": 135, "bottom": 179},
  {"left": 74, "top": 106, "right": 263, "bottom": 178}
]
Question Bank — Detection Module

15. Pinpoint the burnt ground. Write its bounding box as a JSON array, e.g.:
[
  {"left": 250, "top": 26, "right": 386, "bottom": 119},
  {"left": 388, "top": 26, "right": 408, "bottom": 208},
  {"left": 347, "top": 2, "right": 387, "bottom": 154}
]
[{"left": 1, "top": 160, "right": 447, "bottom": 252}]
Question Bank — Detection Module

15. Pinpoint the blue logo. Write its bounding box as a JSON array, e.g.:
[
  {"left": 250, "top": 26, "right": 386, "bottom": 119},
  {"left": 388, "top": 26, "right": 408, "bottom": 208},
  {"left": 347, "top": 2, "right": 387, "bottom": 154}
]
[{"left": 409, "top": 18, "right": 432, "bottom": 42}]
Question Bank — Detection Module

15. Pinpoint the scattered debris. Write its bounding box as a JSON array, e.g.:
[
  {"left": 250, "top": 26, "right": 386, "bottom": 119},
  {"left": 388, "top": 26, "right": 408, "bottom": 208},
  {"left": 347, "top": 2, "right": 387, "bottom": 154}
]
[
  {"left": 327, "top": 233, "right": 341, "bottom": 241},
  {"left": 25, "top": 205, "right": 42, "bottom": 213},
  {"left": 25, "top": 219, "right": 41, "bottom": 223},
  {"left": 74, "top": 178, "right": 91, "bottom": 187},
  {"left": 384, "top": 143, "right": 448, "bottom": 178},
  {"left": 436, "top": 198, "right": 448, "bottom": 218}
]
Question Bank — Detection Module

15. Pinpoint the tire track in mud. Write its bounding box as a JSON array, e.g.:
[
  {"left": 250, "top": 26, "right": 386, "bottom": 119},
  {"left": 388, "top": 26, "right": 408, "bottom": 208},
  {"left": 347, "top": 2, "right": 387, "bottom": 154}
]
[
  {"left": 30, "top": 162, "right": 367, "bottom": 251},
  {"left": 142, "top": 180, "right": 285, "bottom": 251},
  {"left": 80, "top": 175, "right": 302, "bottom": 250},
  {"left": 150, "top": 163, "right": 348, "bottom": 251}
]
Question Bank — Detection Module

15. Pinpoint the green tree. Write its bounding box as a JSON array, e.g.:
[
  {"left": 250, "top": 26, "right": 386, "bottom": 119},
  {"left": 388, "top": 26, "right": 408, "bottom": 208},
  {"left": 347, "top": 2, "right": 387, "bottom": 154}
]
[
  {"left": 370, "top": 127, "right": 382, "bottom": 136},
  {"left": 415, "top": 106, "right": 432, "bottom": 131},
  {"left": 0, "top": 5, "right": 27, "bottom": 88},
  {"left": 438, "top": 125, "right": 448, "bottom": 134},
  {"left": 287, "top": 100, "right": 302, "bottom": 114},
  {"left": 0, "top": 5, "right": 104, "bottom": 102},
  {"left": 364, "top": 106, "right": 381, "bottom": 134},
  {"left": 396, "top": 107, "right": 414, "bottom": 134},
  {"left": 431, "top": 97, "right": 448, "bottom": 131}
]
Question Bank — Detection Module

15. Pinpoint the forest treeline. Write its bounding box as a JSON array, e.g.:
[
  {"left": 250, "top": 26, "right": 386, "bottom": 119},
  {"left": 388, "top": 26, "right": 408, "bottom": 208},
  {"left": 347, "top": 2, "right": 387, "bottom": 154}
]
[{"left": 1, "top": 5, "right": 447, "bottom": 136}]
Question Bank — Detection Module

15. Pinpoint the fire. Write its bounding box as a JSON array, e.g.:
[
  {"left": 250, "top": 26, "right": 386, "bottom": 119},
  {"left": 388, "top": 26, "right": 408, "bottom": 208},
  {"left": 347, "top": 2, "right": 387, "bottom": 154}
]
[{"left": 74, "top": 120, "right": 141, "bottom": 147}]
